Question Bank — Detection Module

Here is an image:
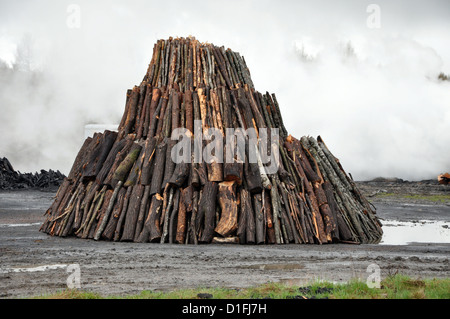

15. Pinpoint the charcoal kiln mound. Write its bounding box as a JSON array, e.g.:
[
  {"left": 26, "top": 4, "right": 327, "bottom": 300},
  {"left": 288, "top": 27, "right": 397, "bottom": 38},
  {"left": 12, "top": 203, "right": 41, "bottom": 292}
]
[
  {"left": 1, "top": 157, "right": 65, "bottom": 190},
  {"left": 40, "top": 37, "right": 382, "bottom": 244}
]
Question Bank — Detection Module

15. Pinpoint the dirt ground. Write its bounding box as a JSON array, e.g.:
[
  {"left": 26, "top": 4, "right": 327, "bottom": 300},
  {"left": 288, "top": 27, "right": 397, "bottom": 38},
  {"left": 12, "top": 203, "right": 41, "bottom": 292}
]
[{"left": 0, "top": 181, "right": 449, "bottom": 298}]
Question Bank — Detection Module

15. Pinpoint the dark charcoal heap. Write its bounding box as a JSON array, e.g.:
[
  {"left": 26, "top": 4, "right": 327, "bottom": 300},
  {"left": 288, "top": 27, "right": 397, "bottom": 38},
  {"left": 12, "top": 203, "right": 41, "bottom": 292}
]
[
  {"left": 0, "top": 157, "right": 65, "bottom": 190},
  {"left": 40, "top": 37, "right": 383, "bottom": 244}
]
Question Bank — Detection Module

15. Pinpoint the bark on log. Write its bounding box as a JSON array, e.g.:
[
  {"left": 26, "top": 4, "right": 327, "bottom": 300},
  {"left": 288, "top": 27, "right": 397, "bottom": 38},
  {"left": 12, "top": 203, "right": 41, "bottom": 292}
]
[
  {"left": 175, "top": 188, "right": 188, "bottom": 243},
  {"left": 82, "top": 130, "right": 117, "bottom": 180},
  {"left": 241, "top": 188, "right": 255, "bottom": 244},
  {"left": 199, "top": 181, "right": 218, "bottom": 243},
  {"left": 113, "top": 143, "right": 142, "bottom": 183},
  {"left": 137, "top": 193, "right": 164, "bottom": 243},
  {"left": 101, "top": 187, "right": 126, "bottom": 240},
  {"left": 113, "top": 186, "right": 132, "bottom": 241},
  {"left": 150, "top": 139, "right": 168, "bottom": 195},
  {"left": 215, "top": 181, "right": 238, "bottom": 237},
  {"left": 120, "top": 184, "right": 144, "bottom": 241},
  {"left": 263, "top": 190, "right": 276, "bottom": 244},
  {"left": 253, "top": 193, "right": 265, "bottom": 244}
]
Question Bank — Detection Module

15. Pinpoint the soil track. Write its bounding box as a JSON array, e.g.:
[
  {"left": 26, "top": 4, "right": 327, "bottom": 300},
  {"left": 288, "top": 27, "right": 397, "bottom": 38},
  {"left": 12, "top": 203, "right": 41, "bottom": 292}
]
[{"left": 0, "top": 181, "right": 449, "bottom": 298}]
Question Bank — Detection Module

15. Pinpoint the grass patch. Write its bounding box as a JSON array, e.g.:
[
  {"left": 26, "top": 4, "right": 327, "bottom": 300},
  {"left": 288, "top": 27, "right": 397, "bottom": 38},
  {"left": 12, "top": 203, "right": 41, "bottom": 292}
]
[
  {"left": 402, "top": 194, "right": 450, "bottom": 203},
  {"left": 34, "top": 275, "right": 450, "bottom": 299}
]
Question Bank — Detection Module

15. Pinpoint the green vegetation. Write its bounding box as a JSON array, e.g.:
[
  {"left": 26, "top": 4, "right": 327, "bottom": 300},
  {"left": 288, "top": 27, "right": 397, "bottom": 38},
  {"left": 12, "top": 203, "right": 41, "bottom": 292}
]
[
  {"left": 34, "top": 275, "right": 450, "bottom": 299},
  {"left": 402, "top": 194, "right": 450, "bottom": 203}
]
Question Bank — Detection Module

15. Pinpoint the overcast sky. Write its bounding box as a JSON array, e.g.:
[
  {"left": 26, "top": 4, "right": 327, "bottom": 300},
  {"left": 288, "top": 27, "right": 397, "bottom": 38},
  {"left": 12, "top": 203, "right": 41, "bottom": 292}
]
[{"left": 0, "top": 0, "right": 449, "bottom": 180}]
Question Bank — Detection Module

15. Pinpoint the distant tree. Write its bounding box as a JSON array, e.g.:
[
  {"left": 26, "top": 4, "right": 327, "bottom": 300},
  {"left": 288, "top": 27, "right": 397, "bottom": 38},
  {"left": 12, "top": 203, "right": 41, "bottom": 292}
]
[{"left": 438, "top": 72, "right": 449, "bottom": 82}]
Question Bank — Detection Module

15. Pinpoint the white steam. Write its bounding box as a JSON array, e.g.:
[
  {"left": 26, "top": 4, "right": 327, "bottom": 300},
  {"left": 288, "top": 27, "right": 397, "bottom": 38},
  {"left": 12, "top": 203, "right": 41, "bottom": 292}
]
[{"left": 0, "top": 0, "right": 449, "bottom": 181}]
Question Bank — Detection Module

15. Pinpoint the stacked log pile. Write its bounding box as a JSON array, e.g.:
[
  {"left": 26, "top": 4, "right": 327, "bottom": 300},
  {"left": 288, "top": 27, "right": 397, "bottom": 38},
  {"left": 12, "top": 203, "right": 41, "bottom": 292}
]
[
  {"left": 438, "top": 173, "right": 450, "bottom": 185},
  {"left": 0, "top": 157, "right": 65, "bottom": 190},
  {"left": 40, "top": 37, "right": 383, "bottom": 244}
]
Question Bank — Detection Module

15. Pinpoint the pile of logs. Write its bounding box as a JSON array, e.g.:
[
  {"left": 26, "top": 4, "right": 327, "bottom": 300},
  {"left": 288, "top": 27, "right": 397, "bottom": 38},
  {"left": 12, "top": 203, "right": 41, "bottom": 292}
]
[
  {"left": 40, "top": 37, "right": 383, "bottom": 244},
  {"left": 438, "top": 173, "right": 450, "bottom": 185},
  {"left": 0, "top": 157, "right": 65, "bottom": 190}
]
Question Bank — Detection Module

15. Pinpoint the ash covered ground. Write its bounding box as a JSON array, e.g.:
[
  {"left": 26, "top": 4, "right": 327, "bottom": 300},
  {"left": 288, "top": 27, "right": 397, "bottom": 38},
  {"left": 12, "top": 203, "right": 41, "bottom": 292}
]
[{"left": 0, "top": 179, "right": 448, "bottom": 298}]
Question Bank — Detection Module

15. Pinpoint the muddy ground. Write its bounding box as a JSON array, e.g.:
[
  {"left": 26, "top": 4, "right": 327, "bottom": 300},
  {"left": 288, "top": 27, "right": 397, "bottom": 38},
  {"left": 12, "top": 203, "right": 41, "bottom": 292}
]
[{"left": 0, "top": 181, "right": 449, "bottom": 298}]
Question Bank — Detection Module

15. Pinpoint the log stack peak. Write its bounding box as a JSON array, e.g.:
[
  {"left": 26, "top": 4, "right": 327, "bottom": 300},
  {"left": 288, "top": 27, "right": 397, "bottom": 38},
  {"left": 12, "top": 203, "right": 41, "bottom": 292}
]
[{"left": 40, "top": 36, "right": 383, "bottom": 244}]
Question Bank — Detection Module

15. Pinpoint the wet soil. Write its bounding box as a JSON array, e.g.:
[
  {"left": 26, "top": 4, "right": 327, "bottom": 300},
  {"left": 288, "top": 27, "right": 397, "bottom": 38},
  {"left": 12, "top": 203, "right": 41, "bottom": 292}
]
[{"left": 0, "top": 181, "right": 448, "bottom": 298}]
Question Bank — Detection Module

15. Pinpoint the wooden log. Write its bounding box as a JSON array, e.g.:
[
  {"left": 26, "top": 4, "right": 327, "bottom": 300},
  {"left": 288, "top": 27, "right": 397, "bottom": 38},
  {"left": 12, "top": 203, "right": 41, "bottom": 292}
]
[
  {"left": 189, "top": 190, "right": 199, "bottom": 244},
  {"left": 149, "top": 139, "right": 167, "bottom": 196},
  {"left": 133, "top": 185, "right": 151, "bottom": 241},
  {"left": 139, "top": 137, "right": 157, "bottom": 185},
  {"left": 168, "top": 188, "right": 181, "bottom": 243},
  {"left": 148, "top": 88, "right": 162, "bottom": 133},
  {"left": 169, "top": 162, "right": 190, "bottom": 188},
  {"left": 151, "top": 41, "right": 162, "bottom": 87},
  {"left": 212, "top": 46, "right": 232, "bottom": 89},
  {"left": 241, "top": 188, "right": 255, "bottom": 244},
  {"left": 64, "top": 184, "right": 86, "bottom": 236},
  {"left": 253, "top": 193, "right": 265, "bottom": 244},
  {"left": 175, "top": 188, "right": 188, "bottom": 243},
  {"left": 112, "top": 143, "right": 142, "bottom": 184},
  {"left": 314, "top": 183, "right": 336, "bottom": 241},
  {"left": 214, "top": 181, "right": 238, "bottom": 237},
  {"left": 236, "top": 190, "right": 247, "bottom": 244},
  {"left": 90, "top": 189, "right": 114, "bottom": 239},
  {"left": 137, "top": 83, "right": 151, "bottom": 139},
  {"left": 263, "top": 190, "right": 276, "bottom": 244},
  {"left": 124, "top": 142, "right": 146, "bottom": 187},
  {"left": 244, "top": 152, "right": 263, "bottom": 194},
  {"left": 81, "top": 185, "right": 107, "bottom": 239},
  {"left": 67, "top": 137, "right": 93, "bottom": 181},
  {"left": 212, "top": 237, "right": 239, "bottom": 244},
  {"left": 101, "top": 187, "right": 126, "bottom": 240},
  {"left": 77, "top": 183, "right": 100, "bottom": 236},
  {"left": 102, "top": 139, "right": 134, "bottom": 187},
  {"left": 114, "top": 186, "right": 132, "bottom": 241},
  {"left": 71, "top": 181, "right": 93, "bottom": 232},
  {"left": 40, "top": 178, "right": 71, "bottom": 233},
  {"left": 323, "top": 181, "right": 352, "bottom": 241},
  {"left": 162, "top": 139, "right": 176, "bottom": 189},
  {"left": 161, "top": 93, "right": 173, "bottom": 139},
  {"left": 199, "top": 181, "right": 218, "bottom": 243},
  {"left": 54, "top": 181, "right": 83, "bottom": 236},
  {"left": 137, "top": 193, "right": 164, "bottom": 243},
  {"left": 184, "top": 90, "right": 194, "bottom": 133},
  {"left": 96, "top": 138, "right": 128, "bottom": 185},
  {"left": 161, "top": 187, "right": 175, "bottom": 243},
  {"left": 134, "top": 82, "right": 147, "bottom": 137},
  {"left": 269, "top": 176, "right": 283, "bottom": 244},
  {"left": 120, "top": 185, "right": 144, "bottom": 241},
  {"left": 82, "top": 130, "right": 118, "bottom": 180},
  {"left": 155, "top": 90, "right": 170, "bottom": 140},
  {"left": 93, "top": 178, "right": 123, "bottom": 241},
  {"left": 124, "top": 86, "right": 140, "bottom": 136},
  {"left": 276, "top": 183, "right": 297, "bottom": 243}
]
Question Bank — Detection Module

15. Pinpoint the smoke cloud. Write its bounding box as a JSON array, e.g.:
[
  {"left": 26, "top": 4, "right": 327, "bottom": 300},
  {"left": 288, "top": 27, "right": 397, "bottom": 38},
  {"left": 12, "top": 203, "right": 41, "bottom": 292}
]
[{"left": 0, "top": 0, "right": 449, "bottom": 180}]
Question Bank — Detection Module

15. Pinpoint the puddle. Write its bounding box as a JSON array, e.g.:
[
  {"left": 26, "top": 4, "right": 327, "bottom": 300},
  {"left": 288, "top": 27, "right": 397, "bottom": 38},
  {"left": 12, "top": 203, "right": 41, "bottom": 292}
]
[
  {"left": 0, "top": 264, "right": 68, "bottom": 274},
  {"left": 0, "top": 223, "right": 41, "bottom": 228},
  {"left": 380, "top": 219, "right": 450, "bottom": 245}
]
